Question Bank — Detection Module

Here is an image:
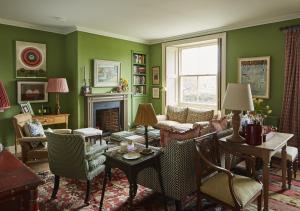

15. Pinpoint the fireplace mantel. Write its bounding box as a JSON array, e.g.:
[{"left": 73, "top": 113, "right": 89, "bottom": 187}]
[{"left": 84, "top": 93, "right": 129, "bottom": 131}]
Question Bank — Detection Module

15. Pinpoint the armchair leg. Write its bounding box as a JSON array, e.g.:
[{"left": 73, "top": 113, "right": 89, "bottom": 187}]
[
  {"left": 84, "top": 180, "right": 91, "bottom": 204},
  {"left": 287, "top": 161, "right": 292, "bottom": 189},
  {"left": 257, "top": 191, "right": 262, "bottom": 211},
  {"left": 174, "top": 199, "right": 182, "bottom": 211},
  {"left": 51, "top": 175, "right": 60, "bottom": 199}
]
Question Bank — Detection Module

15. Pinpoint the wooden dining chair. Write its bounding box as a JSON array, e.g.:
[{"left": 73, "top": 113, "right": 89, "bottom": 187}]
[{"left": 194, "top": 135, "right": 263, "bottom": 211}]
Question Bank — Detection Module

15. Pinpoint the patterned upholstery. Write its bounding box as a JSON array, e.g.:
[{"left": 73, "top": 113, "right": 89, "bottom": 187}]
[
  {"left": 45, "top": 132, "right": 107, "bottom": 181},
  {"left": 186, "top": 108, "right": 214, "bottom": 123},
  {"left": 166, "top": 105, "right": 188, "bottom": 123}
]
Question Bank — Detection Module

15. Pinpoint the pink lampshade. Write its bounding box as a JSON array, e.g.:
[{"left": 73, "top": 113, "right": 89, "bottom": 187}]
[
  {"left": 47, "top": 78, "right": 69, "bottom": 93},
  {"left": 0, "top": 81, "right": 10, "bottom": 110}
]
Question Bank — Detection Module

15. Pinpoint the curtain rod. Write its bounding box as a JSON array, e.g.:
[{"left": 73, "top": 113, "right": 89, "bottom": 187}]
[{"left": 280, "top": 24, "right": 300, "bottom": 31}]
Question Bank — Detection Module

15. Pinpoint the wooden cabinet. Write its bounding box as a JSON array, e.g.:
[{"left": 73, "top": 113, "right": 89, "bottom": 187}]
[
  {"left": 132, "top": 52, "right": 147, "bottom": 96},
  {"left": 33, "top": 113, "right": 69, "bottom": 128},
  {"left": 0, "top": 150, "right": 42, "bottom": 210}
]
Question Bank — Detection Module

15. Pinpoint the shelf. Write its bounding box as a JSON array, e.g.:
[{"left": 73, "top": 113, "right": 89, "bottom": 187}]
[
  {"left": 133, "top": 84, "right": 146, "bottom": 86},
  {"left": 133, "top": 94, "right": 147, "bottom": 97},
  {"left": 133, "top": 63, "right": 146, "bottom": 66},
  {"left": 133, "top": 73, "right": 146, "bottom": 76}
]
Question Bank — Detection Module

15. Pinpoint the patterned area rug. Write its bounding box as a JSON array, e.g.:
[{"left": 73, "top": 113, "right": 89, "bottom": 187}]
[{"left": 37, "top": 168, "right": 300, "bottom": 211}]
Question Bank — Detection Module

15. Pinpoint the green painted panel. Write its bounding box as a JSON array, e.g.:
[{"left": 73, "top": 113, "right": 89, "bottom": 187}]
[
  {"left": 0, "top": 24, "right": 67, "bottom": 147},
  {"left": 77, "top": 32, "right": 150, "bottom": 128}
]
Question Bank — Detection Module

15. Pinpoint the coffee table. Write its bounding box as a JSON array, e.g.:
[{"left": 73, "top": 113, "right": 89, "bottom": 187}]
[{"left": 99, "top": 145, "right": 167, "bottom": 210}]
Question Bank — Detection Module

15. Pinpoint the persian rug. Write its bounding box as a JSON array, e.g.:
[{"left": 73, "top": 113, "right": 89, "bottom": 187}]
[{"left": 37, "top": 168, "right": 300, "bottom": 211}]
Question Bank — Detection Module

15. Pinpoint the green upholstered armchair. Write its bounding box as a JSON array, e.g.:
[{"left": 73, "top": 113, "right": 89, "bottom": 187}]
[{"left": 45, "top": 131, "right": 107, "bottom": 204}]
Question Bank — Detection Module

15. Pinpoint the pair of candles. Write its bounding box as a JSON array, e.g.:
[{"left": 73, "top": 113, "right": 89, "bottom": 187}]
[{"left": 120, "top": 141, "right": 135, "bottom": 153}]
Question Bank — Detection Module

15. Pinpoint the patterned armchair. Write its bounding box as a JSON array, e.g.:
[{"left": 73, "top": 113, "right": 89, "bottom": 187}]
[
  {"left": 45, "top": 131, "right": 107, "bottom": 204},
  {"left": 137, "top": 129, "right": 233, "bottom": 210}
]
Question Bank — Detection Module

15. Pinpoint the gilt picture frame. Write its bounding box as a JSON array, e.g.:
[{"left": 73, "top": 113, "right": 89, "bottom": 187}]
[
  {"left": 94, "top": 59, "right": 121, "bottom": 87},
  {"left": 17, "top": 81, "right": 48, "bottom": 103},
  {"left": 238, "top": 56, "right": 270, "bottom": 99}
]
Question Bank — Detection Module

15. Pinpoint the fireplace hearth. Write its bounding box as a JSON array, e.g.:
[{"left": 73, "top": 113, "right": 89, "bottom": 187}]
[{"left": 84, "top": 93, "right": 128, "bottom": 136}]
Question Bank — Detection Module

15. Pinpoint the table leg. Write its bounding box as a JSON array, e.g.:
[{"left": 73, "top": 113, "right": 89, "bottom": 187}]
[
  {"left": 154, "top": 157, "right": 168, "bottom": 211},
  {"left": 127, "top": 173, "right": 137, "bottom": 207},
  {"left": 99, "top": 166, "right": 109, "bottom": 210},
  {"left": 281, "top": 145, "right": 287, "bottom": 190},
  {"left": 262, "top": 156, "right": 270, "bottom": 211}
]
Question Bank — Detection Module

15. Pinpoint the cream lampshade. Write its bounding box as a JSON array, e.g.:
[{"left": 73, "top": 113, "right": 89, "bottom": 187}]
[
  {"left": 134, "top": 103, "right": 158, "bottom": 154},
  {"left": 222, "top": 83, "right": 254, "bottom": 143},
  {"left": 47, "top": 78, "right": 69, "bottom": 114}
]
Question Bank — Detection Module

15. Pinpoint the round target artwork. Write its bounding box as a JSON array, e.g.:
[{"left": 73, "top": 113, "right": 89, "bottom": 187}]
[{"left": 16, "top": 41, "right": 46, "bottom": 78}]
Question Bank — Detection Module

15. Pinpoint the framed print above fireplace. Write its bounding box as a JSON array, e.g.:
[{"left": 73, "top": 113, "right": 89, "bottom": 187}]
[
  {"left": 94, "top": 59, "right": 121, "bottom": 87},
  {"left": 17, "top": 81, "right": 48, "bottom": 103}
]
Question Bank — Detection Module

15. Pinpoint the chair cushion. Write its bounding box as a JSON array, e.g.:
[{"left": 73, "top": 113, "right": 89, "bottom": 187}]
[
  {"left": 273, "top": 146, "right": 298, "bottom": 161},
  {"left": 186, "top": 108, "right": 214, "bottom": 123},
  {"left": 200, "top": 173, "right": 262, "bottom": 207},
  {"left": 166, "top": 106, "right": 188, "bottom": 123},
  {"left": 88, "top": 154, "right": 106, "bottom": 171},
  {"left": 160, "top": 124, "right": 202, "bottom": 147}
]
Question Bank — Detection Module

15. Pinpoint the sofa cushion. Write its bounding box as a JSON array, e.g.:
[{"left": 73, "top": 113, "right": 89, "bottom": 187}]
[
  {"left": 186, "top": 108, "right": 214, "bottom": 123},
  {"left": 156, "top": 120, "right": 193, "bottom": 131},
  {"left": 210, "top": 116, "right": 228, "bottom": 132},
  {"left": 200, "top": 173, "right": 262, "bottom": 207},
  {"left": 167, "top": 105, "right": 188, "bottom": 123},
  {"left": 160, "top": 124, "right": 202, "bottom": 147}
]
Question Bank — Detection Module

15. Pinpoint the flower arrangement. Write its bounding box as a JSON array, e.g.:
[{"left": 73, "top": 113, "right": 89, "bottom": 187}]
[
  {"left": 115, "top": 78, "right": 129, "bottom": 92},
  {"left": 249, "top": 98, "right": 272, "bottom": 124}
]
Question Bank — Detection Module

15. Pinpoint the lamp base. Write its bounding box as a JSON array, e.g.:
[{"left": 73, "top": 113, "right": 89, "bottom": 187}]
[
  {"left": 141, "top": 148, "right": 153, "bottom": 155},
  {"left": 226, "top": 135, "right": 245, "bottom": 143}
]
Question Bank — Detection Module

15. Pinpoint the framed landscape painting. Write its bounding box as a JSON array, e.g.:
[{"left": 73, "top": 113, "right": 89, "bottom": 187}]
[
  {"left": 16, "top": 41, "right": 46, "bottom": 78},
  {"left": 238, "top": 56, "right": 270, "bottom": 99},
  {"left": 17, "top": 81, "right": 48, "bottom": 103},
  {"left": 94, "top": 59, "right": 120, "bottom": 87}
]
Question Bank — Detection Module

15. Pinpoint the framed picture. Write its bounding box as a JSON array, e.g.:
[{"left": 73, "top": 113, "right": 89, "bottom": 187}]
[
  {"left": 19, "top": 102, "right": 34, "bottom": 115},
  {"left": 16, "top": 41, "right": 46, "bottom": 78},
  {"left": 17, "top": 81, "right": 48, "bottom": 103},
  {"left": 152, "top": 87, "right": 160, "bottom": 99},
  {"left": 152, "top": 66, "right": 160, "bottom": 85},
  {"left": 238, "top": 56, "right": 270, "bottom": 99},
  {"left": 94, "top": 59, "right": 121, "bottom": 87}
]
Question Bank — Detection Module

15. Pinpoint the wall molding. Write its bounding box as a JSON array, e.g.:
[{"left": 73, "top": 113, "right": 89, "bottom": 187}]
[{"left": 1, "top": 12, "right": 300, "bottom": 45}]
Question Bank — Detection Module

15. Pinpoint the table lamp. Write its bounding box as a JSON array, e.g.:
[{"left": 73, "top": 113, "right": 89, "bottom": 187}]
[
  {"left": 0, "top": 81, "right": 10, "bottom": 112},
  {"left": 47, "top": 78, "right": 69, "bottom": 114},
  {"left": 134, "top": 103, "right": 158, "bottom": 154},
  {"left": 222, "top": 83, "right": 254, "bottom": 143}
]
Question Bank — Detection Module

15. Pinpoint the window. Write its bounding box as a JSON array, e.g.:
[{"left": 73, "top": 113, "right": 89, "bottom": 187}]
[
  {"left": 164, "top": 34, "right": 226, "bottom": 111},
  {"left": 179, "top": 42, "right": 218, "bottom": 109}
]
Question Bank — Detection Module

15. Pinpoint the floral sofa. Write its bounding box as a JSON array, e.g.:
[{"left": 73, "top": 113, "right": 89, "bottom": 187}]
[{"left": 155, "top": 105, "right": 217, "bottom": 132}]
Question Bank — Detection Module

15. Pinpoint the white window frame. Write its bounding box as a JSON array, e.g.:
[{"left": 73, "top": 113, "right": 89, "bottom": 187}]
[{"left": 162, "top": 33, "right": 226, "bottom": 113}]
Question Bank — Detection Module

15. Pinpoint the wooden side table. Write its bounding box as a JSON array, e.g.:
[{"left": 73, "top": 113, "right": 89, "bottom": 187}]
[
  {"left": 0, "top": 150, "right": 42, "bottom": 210},
  {"left": 99, "top": 147, "right": 167, "bottom": 210},
  {"left": 33, "top": 113, "right": 69, "bottom": 129}
]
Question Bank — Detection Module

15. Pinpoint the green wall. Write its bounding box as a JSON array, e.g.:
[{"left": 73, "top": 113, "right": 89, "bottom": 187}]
[
  {"left": 76, "top": 31, "right": 150, "bottom": 128},
  {"left": 150, "top": 18, "right": 300, "bottom": 126},
  {"left": 0, "top": 24, "right": 67, "bottom": 147}
]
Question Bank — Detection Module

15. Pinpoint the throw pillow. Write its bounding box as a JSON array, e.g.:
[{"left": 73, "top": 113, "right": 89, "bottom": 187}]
[
  {"left": 160, "top": 124, "right": 202, "bottom": 147},
  {"left": 186, "top": 108, "right": 214, "bottom": 123},
  {"left": 210, "top": 116, "right": 228, "bottom": 132},
  {"left": 23, "top": 120, "right": 46, "bottom": 148},
  {"left": 166, "top": 105, "right": 188, "bottom": 123}
]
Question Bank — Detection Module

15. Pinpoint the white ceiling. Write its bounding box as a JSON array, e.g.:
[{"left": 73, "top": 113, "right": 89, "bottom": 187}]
[{"left": 0, "top": 0, "right": 300, "bottom": 44}]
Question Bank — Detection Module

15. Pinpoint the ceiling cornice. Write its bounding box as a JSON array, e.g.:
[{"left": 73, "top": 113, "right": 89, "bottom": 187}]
[
  {"left": 149, "top": 12, "right": 300, "bottom": 44},
  {"left": 1, "top": 12, "right": 300, "bottom": 45}
]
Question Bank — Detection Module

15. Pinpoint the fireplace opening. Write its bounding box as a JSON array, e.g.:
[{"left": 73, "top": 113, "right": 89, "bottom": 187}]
[{"left": 95, "top": 108, "right": 121, "bottom": 135}]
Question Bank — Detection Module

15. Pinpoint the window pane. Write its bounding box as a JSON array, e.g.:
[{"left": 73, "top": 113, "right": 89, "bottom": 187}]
[
  {"left": 180, "top": 44, "right": 218, "bottom": 75},
  {"left": 180, "top": 77, "right": 198, "bottom": 103},
  {"left": 180, "top": 76, "right": 217, "bottom": 106},
  {"left": 197, "top": 76, "right": 217, "bottom": 106}
]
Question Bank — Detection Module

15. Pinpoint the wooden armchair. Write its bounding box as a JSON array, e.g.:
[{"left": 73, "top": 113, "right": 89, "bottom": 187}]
[
  {"left": 12, "top": 113, "right": 71, "bottom": 163},
  {"left": 194, "top": 134, "right": 263, "bottom": 211}
]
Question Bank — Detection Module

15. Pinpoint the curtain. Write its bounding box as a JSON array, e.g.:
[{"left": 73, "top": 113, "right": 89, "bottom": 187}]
[{"left": 279, "top": 28, "right": 300, "bottom": 147}]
